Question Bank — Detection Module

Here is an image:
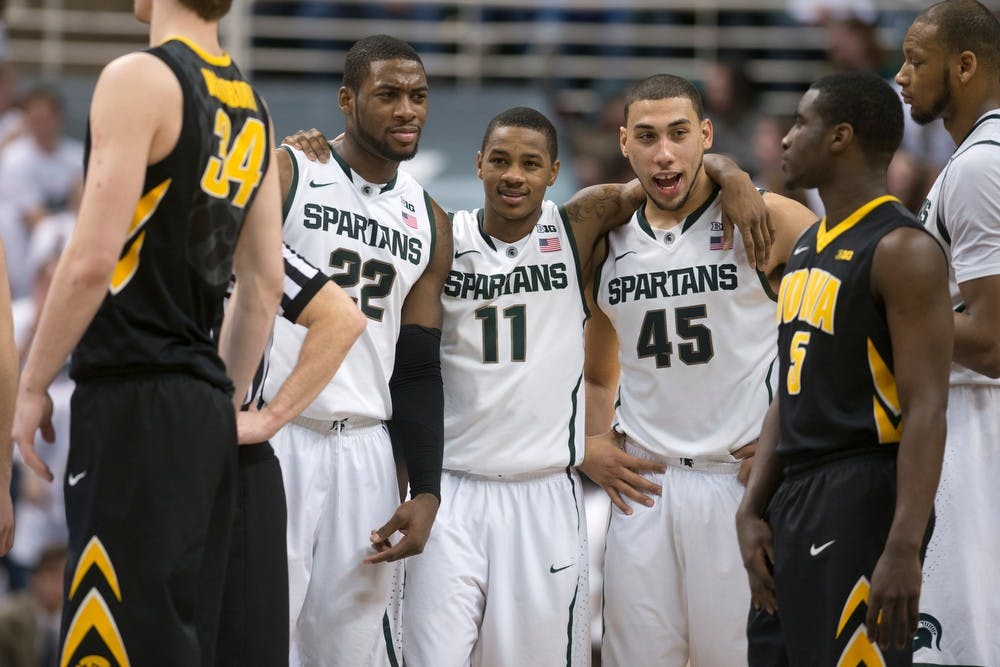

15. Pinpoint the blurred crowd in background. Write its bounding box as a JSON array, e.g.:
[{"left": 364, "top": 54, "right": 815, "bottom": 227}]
[{"left": 0, "top": 1, "right": 984, "bottom": 664}]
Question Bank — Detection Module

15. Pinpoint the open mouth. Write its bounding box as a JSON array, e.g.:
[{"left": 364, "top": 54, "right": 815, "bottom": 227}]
[{"left": 652, "top": 173, "right": 682, "bottom": 196}]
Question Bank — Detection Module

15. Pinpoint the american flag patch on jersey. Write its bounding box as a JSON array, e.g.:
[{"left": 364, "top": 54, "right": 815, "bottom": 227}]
[
  {"left": 402, "top": 210, "right": 419, "bottom": 229},
  {"left": 709, "top": 235, "right": 724, "bottom": 250},
  {"left": 539, "top": 237, "right": 562, "bottom": 252}
]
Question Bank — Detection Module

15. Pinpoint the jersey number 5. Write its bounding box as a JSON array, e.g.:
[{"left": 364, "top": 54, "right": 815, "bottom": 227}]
[
  {"left": 200, "top": 109, "right": 266, "bottom": 208},
  {"left": 637, "top": 305, "right": 714, "bottom": 368}
]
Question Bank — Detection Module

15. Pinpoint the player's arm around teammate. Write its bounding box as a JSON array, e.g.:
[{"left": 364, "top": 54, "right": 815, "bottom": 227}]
[
  {"left": 0, "top": 237, "right": 16, "bottom": 554},
  {"left": 581, "top": 192, "right": 814, "bottom": 512}
]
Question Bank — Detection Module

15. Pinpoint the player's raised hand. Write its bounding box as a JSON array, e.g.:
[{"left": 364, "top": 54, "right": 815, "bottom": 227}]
[
  {"left": 282, "top": 128, "right": 333, "bottom": 162},
  {"left": 736, "top": 510, "right": 778, "bottom": 614},
  {"left": 866, "top": 542, "right": 922, "bottom": 651},
  {"left": 579, "top": 431, "right": 665, "bottom": 514},
  {"left": 719, "top": 171, "right": 772, "bottom": 269},
  {"left": 11, "top": 385, "right": 55, "bottom": 482},
  {"left": 365, "top": 492, "right": 439, "bottom": 564}
]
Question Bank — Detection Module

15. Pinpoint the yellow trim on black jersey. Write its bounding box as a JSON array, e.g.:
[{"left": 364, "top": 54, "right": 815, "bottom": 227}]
[
  {"left": 815, "top": 195, "right": 900, "bottom": 254},
  {"left": 868, "top": 339, "right": 903, "bottom": 444},
  {"left": 110, "top": 178, "right": 172, "bottom": 295},
  {"left": 161, "top": 35, "right": 231, "bottom": 67}
]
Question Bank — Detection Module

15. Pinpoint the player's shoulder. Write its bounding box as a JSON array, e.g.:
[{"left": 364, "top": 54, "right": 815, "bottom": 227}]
[{"left": 91, "top": 51, "right": 180, "bottom": 119}]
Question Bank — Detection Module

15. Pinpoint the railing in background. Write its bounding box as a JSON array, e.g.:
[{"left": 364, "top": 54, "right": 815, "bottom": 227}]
[{"left": 2, "top": 0, "right": 932, "bottom": 115}]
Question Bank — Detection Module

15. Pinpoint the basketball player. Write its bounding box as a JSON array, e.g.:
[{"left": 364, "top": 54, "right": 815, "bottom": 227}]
[
  {"left": 0, "top": 237, "right": 14, "bottom": 557},
  {"left": 266, "top": 35, "right": 452, "bottom": 666},
  {"left": 10, "top": 1, "right": 284, "bottom": 665},
  {"left": 583, "top": 74, "right": 816, "bottom": 667},
  {"left": 285, "top": 104, "right": 769, "bottom": 665},
  {"left": 895, "top": 3, "right": 1000, "bottom": 664},
  {"left": 217, "top": 242, "right": 364, "bottom": 667},
  {"left": 737, "top": 71, "right": 952, "bottom": 666}
]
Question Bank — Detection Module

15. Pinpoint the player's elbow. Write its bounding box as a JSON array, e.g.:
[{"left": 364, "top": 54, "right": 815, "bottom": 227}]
[{"left": 64, "top": 248, "right": 118, "bottom": 291}]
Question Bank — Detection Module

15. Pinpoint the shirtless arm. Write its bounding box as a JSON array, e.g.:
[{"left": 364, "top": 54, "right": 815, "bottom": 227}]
[
  {"left": 0, "top": 239, "right": 16, "bottom": 554},
  {"left": 367, "top": 198, "right": 453, "bottom": 564},
  {"left": 12, "top": 53, "right": 178, "bottom": 481},
  {"left": 866, "top": 228, "right": 951, "bottom": 651}
]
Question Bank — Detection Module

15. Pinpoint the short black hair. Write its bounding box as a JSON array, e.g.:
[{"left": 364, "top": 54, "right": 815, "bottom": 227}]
[
  {"left": 480, "top": 107, "right": 558, "bottom": 160},
  {"left": 343, "top": 35, "right": 424, "bottom": 92},
  {"left": 624, "top": 74, "right": 704, "bottom": 121},
  {"left": 809, "top": 71, "right": 903, "bottom": 161},
  {"left": 918, "top": 0, "right": 1000, "bottom": 72}
]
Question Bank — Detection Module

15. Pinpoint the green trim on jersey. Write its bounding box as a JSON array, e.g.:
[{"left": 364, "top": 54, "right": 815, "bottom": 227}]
[
  {"left": 566, "top": 374, "right": 582, "bottom": 466},
  {"left": 279, "top": 145, "right": 298, "bottom": 224},
  {"left": 562, "top": 467, "right": 581, "bottom": 667},
  {"left": 635, "top": 184, "right": 721, "bottom": 239},
  {"left": 329, "top": 147, "right": 354, "bottom": 183},
  {"left": 764, "top": 353, "right": 776, "bottom": 403},
  {"left": 756, "top": 269, "right": 779, "bottom": 302},
  {"left": 475, "top": 208, "right": 498, "bottom": 250},
  {"left": 380, "top": 172, "right": 399, "bottom": 193},
  {"left": 382, "top": 610, "right": 399, "bottom": 667},
  {"left": 591, "top": 234, "right": 610, "bottom": 304},
  {"left": 326, "top": 145, "right": 398, "bottom": 192},
  {"left": 423, "top": 190, "right": 436, "bottom": 264},
  {"left": 681, "top": 185, "right": 721, "bottom": 233},
  {"left": 559, "top": 204, "right": 590, "bottom": 320}
]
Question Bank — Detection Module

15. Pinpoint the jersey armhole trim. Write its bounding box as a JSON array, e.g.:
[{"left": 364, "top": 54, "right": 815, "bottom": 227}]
[
  {"left": 756, "top": 269, "right": 779, "bottom": 302},
  {"left": 559, "top": 204, "right": 590, "bottom": 321},
  {"left": 280, "top": 145, "right": 298, "bottom": 224},
  {"left": 592, "top": 233, "right": 611, "bottom": 305},
  {"left": 423, "top": 190, "right": 437, "bottom": 266}
]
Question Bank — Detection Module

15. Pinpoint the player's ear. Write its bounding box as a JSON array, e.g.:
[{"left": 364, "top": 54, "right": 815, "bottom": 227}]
[
  {"left": 701, "top": 118, "right": 714, "bottom": 151},
  {"left": 548, "top": 158, "right": 560, "bottom": 186},
  {"left": 476, "top": 150, "right": 484, "bottom": 180},
  {"left": 619, "top": 126, "right": 628, "bottom": 158},
  {"left": 338, "top": 86, "right": 353, "bottom": 116},
  {"left": 829, "top": 122, "right": 854, "bottom": 155}
]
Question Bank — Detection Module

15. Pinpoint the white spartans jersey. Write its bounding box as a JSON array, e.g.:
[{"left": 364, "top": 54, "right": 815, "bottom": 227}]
[
  {"left": 595, "top": 188, "right": 778, "bottom": 459},
  {"left": 917, "top": 110, "right": 1000, "bottom": 388},
  {"left": 264, "top": 146, "right": 436, "bottom": 421},
  {"left": 442, "top": 201, "right": 587, "bottom": 475}
]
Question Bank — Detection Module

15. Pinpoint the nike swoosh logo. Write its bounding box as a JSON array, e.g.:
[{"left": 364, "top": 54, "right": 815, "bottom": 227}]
[
  {"left": 793, "top": 246, "right": 809, "bottom": 255},
  {"left": 614, "top": 251, "right": 637, "bottom": 262},
  {"left": 309, "top": 180, "right": 336, "bottom": 188},
  {"left": 454, "top": 249, "right": 481, "bottom": 259},
  {"left": 809, "top": 539, "right": 835, "bottom": 557},
  {"left": 68, "top": 471, "right": 87, "bottom": 487},
  {"left": 549, "top": 563, "right": 574, "bottom": 573}
]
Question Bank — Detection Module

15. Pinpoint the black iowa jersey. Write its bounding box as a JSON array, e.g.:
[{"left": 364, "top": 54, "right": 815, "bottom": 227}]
[
  {"left": 70, "top": 37, "right": 271, "bottom": 390},
  {"left": 775, "top": 195, "right": 927, "bottom": 459}
]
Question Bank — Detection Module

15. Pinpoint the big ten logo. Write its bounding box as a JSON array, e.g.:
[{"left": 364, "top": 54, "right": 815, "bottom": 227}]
[
  {"left": 536, "top": 223, "right": 557, "bottom": 233},
  {"left": 402, "top": 199, "right": 416, "bottom": 213},
  {"left": 710, "top": 221, "right": 723, "bottom": 232}
]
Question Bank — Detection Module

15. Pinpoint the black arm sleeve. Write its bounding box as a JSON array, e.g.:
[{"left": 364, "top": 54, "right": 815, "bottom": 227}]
[{"left": 388, "top": 324, "right": 443, "bottom": 500}]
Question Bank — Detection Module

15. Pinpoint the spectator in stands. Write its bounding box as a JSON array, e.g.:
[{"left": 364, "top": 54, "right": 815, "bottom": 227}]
[
  {"left": 0, "top": 544, "right": 65, "bottom": 667},
  {"left": 7, "top": 211, "right": 74, "bottom": 588},
  {"left": 0, "top": 86, "right": 82, "bottom": 299},
  {"left": 0, "top": 62, "right": 21, "bottom": 153},
  {"left": 704, "top": 58, "right": 763, "bottom": 174}
]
